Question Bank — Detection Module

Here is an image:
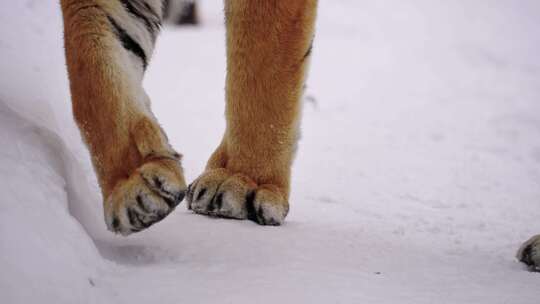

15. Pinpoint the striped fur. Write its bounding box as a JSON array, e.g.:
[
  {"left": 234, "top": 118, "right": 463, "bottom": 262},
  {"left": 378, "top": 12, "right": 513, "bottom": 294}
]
[
  {"left": 61, "top": 0, "right": 187, "bottom": 235},
  {"left": 105, "top": 0, "right": 163, "bottom": 71},
  {"left": 61, "top": 0, "right": 317, "bottom": 234}
]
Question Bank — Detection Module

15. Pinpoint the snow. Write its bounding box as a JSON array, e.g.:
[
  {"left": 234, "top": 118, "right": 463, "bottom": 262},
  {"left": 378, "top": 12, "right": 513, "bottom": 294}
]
[{"left": 1, "top": 1, "right": 540, "bottom": 303}]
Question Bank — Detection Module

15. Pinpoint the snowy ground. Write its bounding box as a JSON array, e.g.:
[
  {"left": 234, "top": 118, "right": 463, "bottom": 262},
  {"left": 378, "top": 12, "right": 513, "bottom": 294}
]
[{"left": 1, "top": 1, "right": 540, "bottom": 303}]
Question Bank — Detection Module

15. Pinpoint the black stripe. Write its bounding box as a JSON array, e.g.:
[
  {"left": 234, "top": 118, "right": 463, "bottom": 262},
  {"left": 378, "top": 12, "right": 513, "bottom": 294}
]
[
  {"left": 196, "top": 188, "right": 207, "bottom": 201},
  {"left": 162, "top": 195, "right": 176, "bottom": 209},
  {"left": 245, "top": 191, "right": 257, "bottom": 223},
  {"left": 112, "top": 216, "right": 120, "bottom": 230},
  {"left": 143, "top": 1, "right": 160, "bottom": 20},
  {"left": 303, "top": 40, "right": 314, "bottom": 61},
  {"left": 120, "top": 0, "right": 161, "bottom": 39},
  {"left": 107, "top": 16, "right": 148, "bottom": 69},
  {"left": 214, "top": 193, "right": 223, "bottom": 210},
  {"left": 136, "top": 195, "right": 150, "bottom": 213},
  {"left": 127, "top": 208, "right": 142, "bottom": 228}
]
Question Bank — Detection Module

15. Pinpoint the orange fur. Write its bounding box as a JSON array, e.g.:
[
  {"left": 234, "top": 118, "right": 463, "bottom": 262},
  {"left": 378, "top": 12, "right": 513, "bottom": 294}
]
[
  {"left": 190, "top": 1, "right": 317, "bottom": 224},
  {"left": 61, "top": 0, "right": 317, "bottom": 232},
  {"left": 61, "top": 0, "right": 187, "bottom": 235}
]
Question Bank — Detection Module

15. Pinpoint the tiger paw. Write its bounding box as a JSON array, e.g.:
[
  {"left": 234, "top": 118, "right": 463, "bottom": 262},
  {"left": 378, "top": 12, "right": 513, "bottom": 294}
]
[
  {"left": 104, "top": 157, "right": 187, "bottom": 235},
  {"left": 186, "top": 169, "right": 289, "bottom": 225}
]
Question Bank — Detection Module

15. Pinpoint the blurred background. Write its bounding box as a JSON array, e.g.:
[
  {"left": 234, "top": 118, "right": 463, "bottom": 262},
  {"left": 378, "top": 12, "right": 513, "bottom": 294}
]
[{"left": 0, "top": 1, "right": 539, "bottom": 303}]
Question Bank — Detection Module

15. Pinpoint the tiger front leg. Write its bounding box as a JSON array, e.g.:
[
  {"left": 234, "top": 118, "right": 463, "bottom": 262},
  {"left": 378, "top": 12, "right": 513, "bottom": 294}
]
[
  {"left": 61, "top": 0, "right": 187, "bottom": 235},
  {"left": 187, "top": 0, "right": 317, "bottom": 225}
]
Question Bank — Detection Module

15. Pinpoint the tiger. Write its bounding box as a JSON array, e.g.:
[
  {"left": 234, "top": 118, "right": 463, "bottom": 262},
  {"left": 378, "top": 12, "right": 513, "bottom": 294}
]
[
  {"left": 60, "top": 0, "right": 539, "bottom": 272},
  {"left": 60, "top": 0, "right": 317, "bottom": 235}
]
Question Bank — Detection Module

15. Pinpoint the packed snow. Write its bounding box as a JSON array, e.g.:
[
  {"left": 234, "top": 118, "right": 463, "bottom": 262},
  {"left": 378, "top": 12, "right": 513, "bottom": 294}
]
[{"left": 1, "top": 1, "right": 539, "bottom": 303}]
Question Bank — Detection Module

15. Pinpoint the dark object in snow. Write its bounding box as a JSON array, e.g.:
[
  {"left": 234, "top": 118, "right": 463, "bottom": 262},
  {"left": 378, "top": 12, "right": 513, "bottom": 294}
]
[
  {"left": 163, "top": 0, "right": 199, "bottom": 25},
  {"left": 517, "top": 235, "right": 540, "bottom": 272}
]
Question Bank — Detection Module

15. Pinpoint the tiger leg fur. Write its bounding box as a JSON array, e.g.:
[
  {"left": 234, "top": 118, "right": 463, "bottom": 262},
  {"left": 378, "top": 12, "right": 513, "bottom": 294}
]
[
  {"left": 61, "top": 0, "right": 187, "bottom": 235},
  {"left": 187, "top": 1, "right": 318, "bottom": 225}
]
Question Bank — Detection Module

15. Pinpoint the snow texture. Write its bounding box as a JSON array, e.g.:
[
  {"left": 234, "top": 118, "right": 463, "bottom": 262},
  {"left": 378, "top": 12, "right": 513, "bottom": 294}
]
[{"left": 1, "top": 1, "right": 540, "bottom": 303}]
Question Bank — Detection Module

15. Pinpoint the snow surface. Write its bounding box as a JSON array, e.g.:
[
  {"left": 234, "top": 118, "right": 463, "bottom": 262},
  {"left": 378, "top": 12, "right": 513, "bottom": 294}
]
[{"left": 1, "top": 1, "right": 540, "bottom": 303}]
